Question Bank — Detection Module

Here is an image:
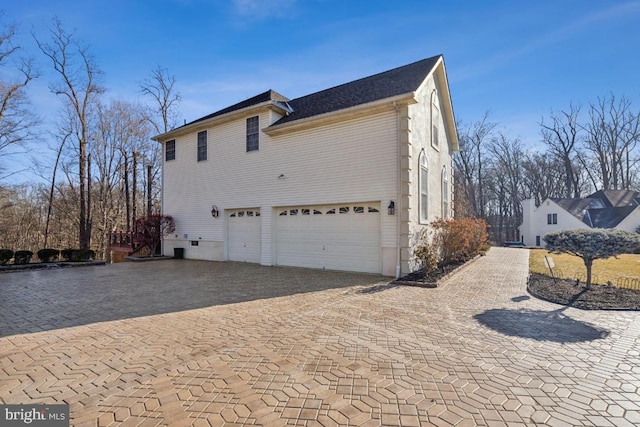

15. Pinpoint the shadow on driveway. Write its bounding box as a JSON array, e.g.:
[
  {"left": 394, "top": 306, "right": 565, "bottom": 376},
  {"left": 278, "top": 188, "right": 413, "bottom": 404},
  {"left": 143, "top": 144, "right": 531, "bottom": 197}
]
[
  {"left": 473, "top": 308, "right": 610, "bottom": 343},
  {"left": 0, "top": 260, "right": 386, "bottom": 337}
]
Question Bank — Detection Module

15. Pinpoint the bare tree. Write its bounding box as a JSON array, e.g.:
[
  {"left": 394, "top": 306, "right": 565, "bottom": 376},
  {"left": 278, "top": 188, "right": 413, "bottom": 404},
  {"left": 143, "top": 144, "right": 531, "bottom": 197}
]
[
  {"left": 583, "top": 94, "right": 640, "bottom": 190},
  {"left": 521, "top": 152, "right": 567, "bottom": 205},
  {"left": 140, "top": 66, "right": 181, "bottom": 217},
  {"left": 486, "top": 133, "right": 526, "bottom": 242},
  {"left": 454, "top": 112, "right": 497, "bottom": 219},
  {"left": 540, "top": 103, "right": 582, "bottom": 197},
  {"left": 35, "top": 18, "right": 104, "bottom": 249},
  {"left": 140, "top": 65, "right": 181, "bottom": 134},
  {"left": 0, "top": 17, "right": 37, "bottom": 178}
]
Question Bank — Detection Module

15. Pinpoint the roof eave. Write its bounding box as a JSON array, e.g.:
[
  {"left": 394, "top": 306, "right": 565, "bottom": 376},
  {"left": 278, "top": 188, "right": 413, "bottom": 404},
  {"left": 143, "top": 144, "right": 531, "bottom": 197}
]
[
  {"left": 152, "top": 101, "right": 290, "bottom": 142},
  {"left": 264, "top": 92, "right": 418, "bottom": 137},
  {"left": 431, "top": 56, "right": 459, "bottom": 152}
]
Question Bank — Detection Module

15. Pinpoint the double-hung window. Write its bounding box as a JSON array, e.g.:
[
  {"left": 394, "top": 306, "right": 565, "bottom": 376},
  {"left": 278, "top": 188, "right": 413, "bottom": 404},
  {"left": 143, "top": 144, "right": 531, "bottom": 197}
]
[
  {"left": 197, "top": 130, "right": 207, "bottom": 161},
  {"left": 246, "top": 116, "right": 259, "bottom": 152},
  {"left": 442, "top": 166, "right": 449, "bottom": 219},
  {"left": 430, "top": 89, "right": 440, "bottom": 149},
  {"left": 165, "top": 140, "right": 176, "bottom": 161},
  {"left": 547, "top": 213, "right": 557, "bottom": 225},
  {"left": 419, "top": 150, "right": 428, "bottom": 222}
]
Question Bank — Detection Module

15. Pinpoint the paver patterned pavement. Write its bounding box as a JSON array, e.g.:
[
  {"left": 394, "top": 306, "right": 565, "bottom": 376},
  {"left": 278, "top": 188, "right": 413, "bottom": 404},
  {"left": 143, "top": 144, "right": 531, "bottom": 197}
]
[{"left": 1, "top": 247, "right": 639, "bottom": 426}]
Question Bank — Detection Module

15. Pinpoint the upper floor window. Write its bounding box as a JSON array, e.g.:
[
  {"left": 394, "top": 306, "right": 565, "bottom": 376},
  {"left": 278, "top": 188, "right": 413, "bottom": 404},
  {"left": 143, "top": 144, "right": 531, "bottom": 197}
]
[
  {"left": 430, "top": 89, "right": 440, "bottom": 149},
  {"left": 442, "top": 166, "right": 449, "bottom": 219},
  {"left": 197, "top": 131, "right": 207, "bottom": 161},
  {"left": 419, "top": 150, "right": 428, "bottom": 222},
  {"left": 246, "top": 116, "right": 259, "bottom": 152},
  {"left": 547, "top": 213, "right": 557, "bottom": 225},
  {"left": 165, "top": 140, "right": 176, "bottom": 161}
]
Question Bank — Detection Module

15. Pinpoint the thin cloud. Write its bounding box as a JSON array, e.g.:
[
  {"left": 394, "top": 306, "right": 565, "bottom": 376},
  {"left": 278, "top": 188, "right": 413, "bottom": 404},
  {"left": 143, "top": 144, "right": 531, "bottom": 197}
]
[
  {"left": 232, "top": 0, "right": 297, "bottom": 20},
  {"left": 455, "top": 1, "right": 640, "bottom": 82}
]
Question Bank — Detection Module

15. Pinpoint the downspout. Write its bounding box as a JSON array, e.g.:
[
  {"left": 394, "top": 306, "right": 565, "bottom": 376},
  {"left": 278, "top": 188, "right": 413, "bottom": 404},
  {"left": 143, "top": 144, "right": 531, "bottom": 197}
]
[{"left": 394, "top": 101, "right": 402, "bottom": 278}]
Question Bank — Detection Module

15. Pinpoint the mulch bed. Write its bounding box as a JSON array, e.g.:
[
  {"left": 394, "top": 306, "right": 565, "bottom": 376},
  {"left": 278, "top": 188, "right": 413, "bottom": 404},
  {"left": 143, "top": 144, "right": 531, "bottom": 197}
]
[
  {"left": 392, "top": 261, "right": 467, "bottom": 287},
  {"left": 528, "top": 273, "right": 640, "bottom": 310}
]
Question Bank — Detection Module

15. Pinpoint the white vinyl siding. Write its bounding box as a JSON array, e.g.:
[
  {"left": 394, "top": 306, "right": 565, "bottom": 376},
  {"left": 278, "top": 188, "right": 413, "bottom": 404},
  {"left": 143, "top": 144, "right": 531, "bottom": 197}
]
[{"left": 162, "top": 110, "right": 398, "bottom": 274}]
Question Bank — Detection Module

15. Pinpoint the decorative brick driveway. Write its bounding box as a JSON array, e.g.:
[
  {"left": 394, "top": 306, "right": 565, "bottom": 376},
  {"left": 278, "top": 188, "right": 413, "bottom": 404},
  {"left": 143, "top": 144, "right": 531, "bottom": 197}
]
[{"left": 1, "top": 247, "right": 639, "bottom": 426}]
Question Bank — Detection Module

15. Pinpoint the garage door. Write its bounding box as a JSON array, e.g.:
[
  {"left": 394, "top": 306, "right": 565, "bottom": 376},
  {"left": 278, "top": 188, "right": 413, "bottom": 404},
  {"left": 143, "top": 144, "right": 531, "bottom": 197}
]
[
  {"left": 228, "top": 209, "right": 261, "bottom": 263},
  {"left": 276, "top": 203, "right": 380, "bottom": 273}
]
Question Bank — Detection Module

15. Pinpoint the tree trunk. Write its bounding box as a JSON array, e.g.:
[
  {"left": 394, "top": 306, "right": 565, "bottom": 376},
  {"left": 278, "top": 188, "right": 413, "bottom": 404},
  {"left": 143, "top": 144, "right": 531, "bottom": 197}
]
[
  {"left": 132, "top": 152, "right": 137, "bottom": 230},
  {"left": 147, "top": 165, "right": 152, "bottom": 217},
  {"left": 86, "top": 153, "right": 92, "bottom": 249},
  {"left": 124, "top": 152, "right": 130, "bottom": 232},
  {"left": 584, "top": 257, "right": 593, "bottom": 289},
  {"left": 79, "top": 138, "right": 87, "bottom": 249}
]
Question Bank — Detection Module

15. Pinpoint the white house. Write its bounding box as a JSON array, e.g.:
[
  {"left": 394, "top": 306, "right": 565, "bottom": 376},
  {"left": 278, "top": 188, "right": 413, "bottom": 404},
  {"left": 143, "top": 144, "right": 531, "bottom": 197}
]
[
  {"left": 153, "top": 55, "right": 459, "bottom": 277},
  {"left": 520, "top": 190, "right": 640, "bottom": 247}
]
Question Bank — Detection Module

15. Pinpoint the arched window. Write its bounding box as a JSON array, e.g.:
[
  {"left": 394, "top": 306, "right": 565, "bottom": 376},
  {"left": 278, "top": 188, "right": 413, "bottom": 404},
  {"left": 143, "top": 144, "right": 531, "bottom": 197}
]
[
  {"left": 419, "top": 150, "right": 428, "bottom": 222},
  {"left": 430, "top": 89, "right": 439, "bottom": 149},
  {"left": 442, "top": 166, "right": 449, "bottom": 219}
]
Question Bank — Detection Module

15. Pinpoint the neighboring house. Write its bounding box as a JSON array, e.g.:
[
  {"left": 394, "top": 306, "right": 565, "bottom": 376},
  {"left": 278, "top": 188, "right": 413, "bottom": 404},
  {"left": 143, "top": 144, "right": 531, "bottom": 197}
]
[
  {"left": 153, "top": 55, "right": 459, "bottom": 277},
  {"left": 520, "top": 190, "right": 640, "bottom": 247}
]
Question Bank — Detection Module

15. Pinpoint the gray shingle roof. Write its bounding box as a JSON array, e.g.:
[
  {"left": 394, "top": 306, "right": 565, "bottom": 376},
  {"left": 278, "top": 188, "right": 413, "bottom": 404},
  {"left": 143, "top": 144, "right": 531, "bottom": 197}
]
[
  {"left": 178, "top": 55, "right": 442, "bottom": 130},
  {"left": 272, "top": 55, "right": 442, "bottom": 126},
  {"left": 183, "top": 90, "right": 290, "bottom": 128},
  {"left": 552, "top": 189, "right": 640, "bottom": 228},
  {"left": 585, "top": 206, "right": 637, "bottom": 228}
]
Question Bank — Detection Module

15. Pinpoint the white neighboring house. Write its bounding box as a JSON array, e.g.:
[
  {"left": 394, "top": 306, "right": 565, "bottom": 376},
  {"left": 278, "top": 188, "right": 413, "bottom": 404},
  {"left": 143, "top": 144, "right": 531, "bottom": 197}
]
[
  {"left": 520, "top": 190, "right": 640, "bottom": 247},
  {"left": 153, "top": 55, "right": 459, "bottom": 277}
]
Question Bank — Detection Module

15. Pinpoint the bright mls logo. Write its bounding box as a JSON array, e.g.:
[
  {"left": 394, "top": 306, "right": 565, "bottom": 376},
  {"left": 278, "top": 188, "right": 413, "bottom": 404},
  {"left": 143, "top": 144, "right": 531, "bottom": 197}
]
[{"left": 1, "top": 404, "right": 69, "bottom": 426}]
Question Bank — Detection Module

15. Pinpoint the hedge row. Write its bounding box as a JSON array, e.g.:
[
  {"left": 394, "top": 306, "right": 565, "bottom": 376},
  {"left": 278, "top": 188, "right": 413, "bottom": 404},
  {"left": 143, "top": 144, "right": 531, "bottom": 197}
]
[{"left": 0, "top": 248, "right": 96, "bottom": 265}]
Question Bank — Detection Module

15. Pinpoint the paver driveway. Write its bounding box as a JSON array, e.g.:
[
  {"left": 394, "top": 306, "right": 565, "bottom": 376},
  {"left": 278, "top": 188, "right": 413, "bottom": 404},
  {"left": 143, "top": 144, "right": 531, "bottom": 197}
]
[{"left": 1, "top": 247, "right": 639, "bottom": 426}]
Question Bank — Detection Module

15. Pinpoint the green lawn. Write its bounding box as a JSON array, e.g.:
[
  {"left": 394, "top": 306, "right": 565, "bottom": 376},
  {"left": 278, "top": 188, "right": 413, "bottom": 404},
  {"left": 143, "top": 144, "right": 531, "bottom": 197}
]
[{"left": 529, "top": 249, "right": 640, "bottom": 290}]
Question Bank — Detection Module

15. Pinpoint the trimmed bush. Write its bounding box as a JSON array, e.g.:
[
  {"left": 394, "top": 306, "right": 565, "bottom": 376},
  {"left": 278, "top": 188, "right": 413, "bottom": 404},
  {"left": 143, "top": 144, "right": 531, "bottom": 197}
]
[
  {"left": 61, "top": 248, "right": 95, "bottom": 262},
  {"left": 37, "top": 248, "right": 60, "bottom": 263},
  {"left": 14, "top": 250, "right": 34, "bottom": 265},
  {"left": 60, "top": 248, "right": 75, "bottom": 261},
  {"left": 544, "top": 228, "right": 640, "bottom": 288},
  {"left": 0, "top": 249, "right": 13, "bottom": 265},
  {"left": 75, "top": 249, "right": 95, "bottom": 261}
]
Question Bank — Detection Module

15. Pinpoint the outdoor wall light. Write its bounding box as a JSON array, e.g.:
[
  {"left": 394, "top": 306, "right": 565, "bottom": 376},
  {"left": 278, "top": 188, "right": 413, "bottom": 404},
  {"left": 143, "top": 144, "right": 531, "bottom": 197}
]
[
  {"left": 277, "top": 173, "right": 286, "bottom": 180},
  {"left": 388, "top": 200, "right": 395, "bottom": 215},
  {"left": 211, "top": 205, "right": 219, "bottom": 218}
]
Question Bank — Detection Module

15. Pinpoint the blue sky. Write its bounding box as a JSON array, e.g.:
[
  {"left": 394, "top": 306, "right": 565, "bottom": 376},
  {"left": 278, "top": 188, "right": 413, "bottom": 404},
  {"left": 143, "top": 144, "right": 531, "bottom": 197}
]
[{"left": 3, "top": 0, "right": 640, "bottom": 183}]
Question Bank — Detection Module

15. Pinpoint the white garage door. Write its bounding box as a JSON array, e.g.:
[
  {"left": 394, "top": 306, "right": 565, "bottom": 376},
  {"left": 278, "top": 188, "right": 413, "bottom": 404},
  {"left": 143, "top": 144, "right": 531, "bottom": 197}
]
[
  {"left": 276, "top": 203, "right": 380, "bottom": 273},
  {"left": 228, "top": 209, "right": 261, "bottom": 263}
]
